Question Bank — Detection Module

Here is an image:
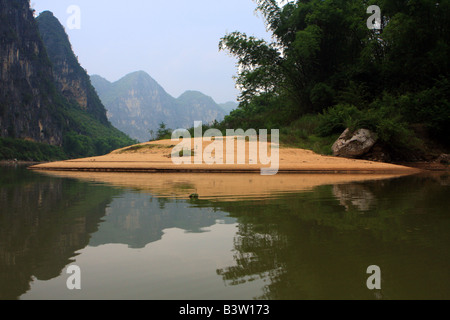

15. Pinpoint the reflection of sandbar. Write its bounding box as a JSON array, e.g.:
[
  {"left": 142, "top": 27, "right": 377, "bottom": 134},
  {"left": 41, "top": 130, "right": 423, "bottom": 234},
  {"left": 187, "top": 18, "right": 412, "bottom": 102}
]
[{"left": 35, "top": 171, "right": 414, "bottom": 201}]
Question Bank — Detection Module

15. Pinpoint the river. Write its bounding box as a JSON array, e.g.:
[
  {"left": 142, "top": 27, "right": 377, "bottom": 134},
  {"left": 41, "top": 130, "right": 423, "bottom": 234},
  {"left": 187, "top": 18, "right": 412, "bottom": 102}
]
[{"left": 0, "top": 165, "right": 449, "bottom": 300}]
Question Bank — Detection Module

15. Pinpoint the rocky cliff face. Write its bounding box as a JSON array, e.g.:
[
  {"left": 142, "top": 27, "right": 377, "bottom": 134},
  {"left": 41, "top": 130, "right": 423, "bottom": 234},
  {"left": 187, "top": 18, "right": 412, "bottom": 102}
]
[
  {"left": 91, "top": 71, "right": 177, "bottom": 142},
  {"left": 0, "top": 3, "right": 134, "bottom": 159},
  {"left": 0, "top": 0, "right": 62, "bottom": 145},
  {"left": 177, "top": 90, "right": 227, "bottom": 125},
  {"left": 36, "top": 11, "right": 109, "bottom": 125},
  {"left": 91, "top": 71, "right": 227, "bottom": 142}
]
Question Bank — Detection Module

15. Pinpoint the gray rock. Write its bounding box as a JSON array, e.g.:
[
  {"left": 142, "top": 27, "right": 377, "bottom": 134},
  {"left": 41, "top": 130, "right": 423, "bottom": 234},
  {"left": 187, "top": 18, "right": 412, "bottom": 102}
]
[{"left": 332, "top": 128, "right": 378, "bottom": 158}]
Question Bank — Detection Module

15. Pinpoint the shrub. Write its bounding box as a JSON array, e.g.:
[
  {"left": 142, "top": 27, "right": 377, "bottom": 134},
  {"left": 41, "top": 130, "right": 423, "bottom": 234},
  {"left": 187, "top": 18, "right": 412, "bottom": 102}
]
[
  {"left": 316, "top": 104, "right": 361, "bottom": 137},
  {"left": 316, "top": 102, "right": 418, "bottom": 151}
]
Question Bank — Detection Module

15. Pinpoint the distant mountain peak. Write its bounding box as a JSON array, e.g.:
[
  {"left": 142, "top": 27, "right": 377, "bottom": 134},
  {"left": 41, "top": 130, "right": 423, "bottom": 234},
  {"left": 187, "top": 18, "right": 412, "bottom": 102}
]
[
  {"left": 179, "top": 90, "right": 210, "bottom": 97},
  {"left": 116, "top": 70, "right": 162, "bottom": 89},
  {"left": 130, "top": 70, "right": 151, "bottom": 77},
  {"left": 178, "top": 90, "right": 214, "bottom": 101},
  {"left": 91, "top": 71, "right": 227, "bottom": 142},
  {"left": 91, "top": 74, "right": 111, "bottom": 82},
  {"left": 121, "top": 70, "right": 156, "bottom": 82}
]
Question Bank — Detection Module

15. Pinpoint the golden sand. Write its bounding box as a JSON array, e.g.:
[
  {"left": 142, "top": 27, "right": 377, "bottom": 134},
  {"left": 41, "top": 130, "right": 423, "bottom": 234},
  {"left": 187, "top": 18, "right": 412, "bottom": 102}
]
[
  {"left": 29, "top": 138, "right": 421, "bottom": 200},
  {"left": 30, "top": 138, "right": 421, "bottom": 174}
]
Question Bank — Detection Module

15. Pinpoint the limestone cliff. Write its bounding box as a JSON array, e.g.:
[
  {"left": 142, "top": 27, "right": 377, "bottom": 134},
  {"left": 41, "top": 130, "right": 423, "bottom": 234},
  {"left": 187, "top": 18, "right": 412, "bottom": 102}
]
[
  {"left": 0, "top": 2, "right": 134, "bottom": 160},
  {"left": 0, "top": 0, "right": 62, "bottom": 145},
  {"left": 91, "top": 71, "right": 227, "bottom": 142},
  {"left": 36, "top": 11, "right": 109, "bottom": 125}
]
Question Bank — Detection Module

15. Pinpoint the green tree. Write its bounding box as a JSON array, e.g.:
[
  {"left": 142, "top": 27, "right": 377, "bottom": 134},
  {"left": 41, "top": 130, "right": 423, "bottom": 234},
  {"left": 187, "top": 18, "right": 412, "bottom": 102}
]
[
  {"left": 220, "top": 0, "right": 370, "bottom": 115},
  {"left": 156, "top": 122, "right": 172, "bottom": 140},
  {"left": 220, "top": 0, "right": 450, "bottom": 148}
]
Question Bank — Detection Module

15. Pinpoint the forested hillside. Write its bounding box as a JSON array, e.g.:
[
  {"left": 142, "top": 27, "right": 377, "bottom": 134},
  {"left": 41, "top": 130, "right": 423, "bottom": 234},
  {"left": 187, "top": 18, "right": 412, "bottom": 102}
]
[{"left": 218, "top": 0, "right": 450, "bottom": 161}]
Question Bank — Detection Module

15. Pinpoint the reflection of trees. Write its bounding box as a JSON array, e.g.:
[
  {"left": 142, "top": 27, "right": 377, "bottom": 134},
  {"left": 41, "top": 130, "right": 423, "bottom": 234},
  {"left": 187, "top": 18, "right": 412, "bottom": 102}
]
[
  {"left": 157, "top": 197, "right": 170, "bottom": 210},
  {"left": 217, "top": 223, "right": 286, "bottom": 287},
  {"left": 0, "top": 167, "right": 121, "bottom": 300},
  {"left": 214, "top": 175, "right": 450, "bottom": 300}
]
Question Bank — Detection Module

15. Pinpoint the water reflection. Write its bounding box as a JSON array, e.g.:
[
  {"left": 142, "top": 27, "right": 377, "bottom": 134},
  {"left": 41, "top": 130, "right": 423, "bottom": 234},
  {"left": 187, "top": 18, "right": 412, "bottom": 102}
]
[
  {"left": 89, "top": 192, "right": 232, "bottom": 249},
  {"left": 0, "top": 166, "right": 121, "bottom": 300},
  {"left": 36, "top": 171, "right": 412, "bottom": 201},
  {"left": 333, "top": 184, "right": 377, "bottom": 211},
  {"left": 213, "top": 174, "right": 450, "bottom": 300},
  {"left": 1, "top": 166, "right": 449, "bottom": 300}
]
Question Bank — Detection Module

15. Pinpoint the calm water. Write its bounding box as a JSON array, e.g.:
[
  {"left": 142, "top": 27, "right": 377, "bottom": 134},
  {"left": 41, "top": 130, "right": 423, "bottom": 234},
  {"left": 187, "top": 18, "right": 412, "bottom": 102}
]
[{"left": 0, "top": 166, "right": 449, "bottom": 300}]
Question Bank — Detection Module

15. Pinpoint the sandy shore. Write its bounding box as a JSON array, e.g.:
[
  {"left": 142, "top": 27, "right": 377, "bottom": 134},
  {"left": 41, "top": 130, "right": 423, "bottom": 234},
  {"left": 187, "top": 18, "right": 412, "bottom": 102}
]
[
  {"left": 29, "top": 138, "right": 421, "bottom": 174},
  {"left": 28, "top": 138, "right": 423, "bottom": 200}
]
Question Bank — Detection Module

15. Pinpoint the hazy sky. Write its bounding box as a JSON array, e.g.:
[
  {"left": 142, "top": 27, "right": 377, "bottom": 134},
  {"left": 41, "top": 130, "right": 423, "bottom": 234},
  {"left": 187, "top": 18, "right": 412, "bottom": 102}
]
[{"left": 32, "top": 0, "right": 275, "bottom": 104}]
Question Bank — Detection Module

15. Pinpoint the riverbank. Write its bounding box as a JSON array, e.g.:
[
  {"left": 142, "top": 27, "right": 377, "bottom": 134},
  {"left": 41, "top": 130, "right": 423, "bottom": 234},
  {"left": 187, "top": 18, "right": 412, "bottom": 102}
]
[
  {"left": 0, "top": 160, "right": 42, "bottom": 167},
  {"left": 29, "top": 138, "right": 422, "bottom": 174},
  {"left": 395, "top": 161, "right": 450, "bottom": 172}
]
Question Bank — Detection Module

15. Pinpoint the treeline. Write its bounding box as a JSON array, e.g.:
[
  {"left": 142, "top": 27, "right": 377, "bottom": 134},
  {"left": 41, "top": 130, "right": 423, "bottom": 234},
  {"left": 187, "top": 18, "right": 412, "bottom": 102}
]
[
  {"left": 0, "top": 137, "right": 67, "bottom": 162},
  {"left": 218, "top": 0, "right": 450, "bottom": 157}
]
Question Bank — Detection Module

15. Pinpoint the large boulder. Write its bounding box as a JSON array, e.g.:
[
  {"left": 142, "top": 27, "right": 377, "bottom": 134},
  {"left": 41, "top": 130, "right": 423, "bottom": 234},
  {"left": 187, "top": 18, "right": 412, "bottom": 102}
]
[{"left": 332, "top": 128, "right": 378, "bottom": 158}]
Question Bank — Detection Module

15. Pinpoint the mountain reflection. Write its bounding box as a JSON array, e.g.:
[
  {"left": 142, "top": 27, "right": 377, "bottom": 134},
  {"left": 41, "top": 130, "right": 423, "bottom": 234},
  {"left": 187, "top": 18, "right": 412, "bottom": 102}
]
[
  {"left": 1, "top": 167, "right": 449, "bottom": 300},
  {"left": 89, "top": 192, "right": 231, "bottom": 249},
  {"left": 0, "top": 167, "right": 230, "bottom": 299},
  {"left": 0, "top": 166, "right": 121, "bottom": 300}
]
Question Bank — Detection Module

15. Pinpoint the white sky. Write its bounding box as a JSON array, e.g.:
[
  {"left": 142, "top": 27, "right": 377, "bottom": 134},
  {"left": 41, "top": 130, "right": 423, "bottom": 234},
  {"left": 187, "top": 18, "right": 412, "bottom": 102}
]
[{"left": 31, "top": 0, "right": 277, "bottom": 103}]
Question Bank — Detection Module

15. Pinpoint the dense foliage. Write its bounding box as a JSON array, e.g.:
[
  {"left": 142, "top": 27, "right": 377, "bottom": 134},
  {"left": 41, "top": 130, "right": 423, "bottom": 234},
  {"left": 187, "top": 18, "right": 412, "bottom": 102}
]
[
  {"left": 60, "top": 102, "right": 138, "bottom": 158},
  {"left": 219, "top": 0, "right": 450, "bottom": 156},
  {"left": 0, "top": 137, "right": 67, "bottom": 162}
]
